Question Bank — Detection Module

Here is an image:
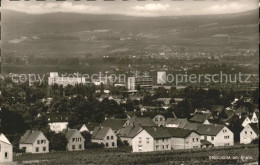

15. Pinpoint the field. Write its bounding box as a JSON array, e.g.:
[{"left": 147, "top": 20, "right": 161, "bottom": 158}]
[{"left": 14, "top": 144, "right": 258, "bottom": 164}]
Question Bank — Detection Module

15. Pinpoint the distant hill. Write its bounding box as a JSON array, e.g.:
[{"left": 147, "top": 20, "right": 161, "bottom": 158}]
[{"left": 1, "top": 9, "right": 258, "bottom": 58}]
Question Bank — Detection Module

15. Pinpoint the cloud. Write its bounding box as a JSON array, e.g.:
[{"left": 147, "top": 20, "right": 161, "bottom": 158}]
[
  {"left": 203, "top": 2, "right": 249, "bottom": 14},
  {"left": 133, "top": 3, "right": 170, "bottom": 12},
  {"left": 4, "top": 2, "right": 101, "bottom": 14}
]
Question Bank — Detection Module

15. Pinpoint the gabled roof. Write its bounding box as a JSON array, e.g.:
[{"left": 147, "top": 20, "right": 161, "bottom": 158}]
[
  {"left": 65, "top": 129, "right": 80, "bottom": 141},
  {"left": 128, "top": 117, "right": 156, "bottom": 127},
  {"left": 196, "top": 124, "right": 226, "bottom": 136},
  {"left": 118, "top": 126, "right": 143, "bottom": 138},
  {"left": 165, "top": 118, "right": 188, "bottom": 128},
  {"left": 165, "top": 128, "right": 197, "bottom": 138},
  {"left": 20, "top": 130, "right": 45, "bottom": 144},
  {"left": 142, "top": 127, "right": 171, "bottom": 139},
  {"left": 91, "top": 126, "right": 112, "bottom": 140},
  {"left": 101, "top": 118, "right": 127, "bottom": 131},
  {"left": 83, "top": 123, "right": 100, "bottom": 132},
  {"left": 183, "top": 122, "right": 202, "bottom": 130},
  {"left": 248, "top": 123, "right": 259, "bottom": 135},
  {"left": 189, "top": 113, "right": 212, "bottom": 123},
  {"left": 0, "top": 133, "right": 12, "bottom": 145}
]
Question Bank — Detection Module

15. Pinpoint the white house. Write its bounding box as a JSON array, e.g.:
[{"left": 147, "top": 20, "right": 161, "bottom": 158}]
[
  {"left": 241, "top": 116, "right": 252, "bottom": 127},
  {"left": 196, "top": 124, "right": 234, "bottom": 147},
  {"left": 240, "top": 123, "right": 259, "bottom": 144},
  {"left": 91, "top": 126, "right": 117, "bottom": 148},
  {"left": 0, "top": 133, "right": 13, "bottom": 163},
  {"left": 65, "top": 129, "right": 85, "bottom": 151},
  {"left": 250, "top": 112, "right": 258, "bottom": 123},
  {"left": 166, "top": 128, "right": 201, "bottom": 150},
  {"left": 19, "top": 130, "right": 49, "bottom": 154},
  {"left": 132, "top": 127, "right": 171, "bottom": 152},
  {"left": 79, "top": 123, "right": 100, "bottom": 134},
  {"left": 46, "top": 112, "right": 69, "bottom": 133}
]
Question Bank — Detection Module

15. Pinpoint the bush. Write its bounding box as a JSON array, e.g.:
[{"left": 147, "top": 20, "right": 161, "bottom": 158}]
[
  {"left": 85, "top": 142, "right": 104, "bottom": 149},
  {"left": 251, "top": 138, "right": 259, "bottom": 144}
]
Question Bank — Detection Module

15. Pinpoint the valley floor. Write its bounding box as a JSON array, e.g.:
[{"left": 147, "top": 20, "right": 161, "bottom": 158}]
[{"left": 13, "top": 144, "right": 258, "bottom": 165}]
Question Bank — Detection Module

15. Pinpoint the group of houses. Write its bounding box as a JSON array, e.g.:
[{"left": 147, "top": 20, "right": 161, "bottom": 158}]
[{"left": 1, "top": 105, "right": 259, "bottom": 162}]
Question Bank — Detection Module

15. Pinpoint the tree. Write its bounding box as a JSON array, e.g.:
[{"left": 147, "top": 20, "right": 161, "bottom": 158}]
[{"left": 49, "top": 132, "right": 67, "bottom": 151}]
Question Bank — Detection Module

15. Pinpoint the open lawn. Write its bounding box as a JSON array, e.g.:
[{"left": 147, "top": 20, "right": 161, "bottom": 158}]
[{"left": 14, "top": 144, "right": 258, "bottom": 164}]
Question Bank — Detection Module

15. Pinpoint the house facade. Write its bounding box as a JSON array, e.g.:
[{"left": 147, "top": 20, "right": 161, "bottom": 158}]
[
  {"left": 241, "top": 117, "right": 251, "bottom": 127},
  {"left": 91, "top": 127, "right": 117, "bottom": 148},
  {"left": 65, "top": 129, "right": 85, "bottom": 151},
  {"left": 19, "top": 130, "right": 49, "bottom": 154},
  {"left": 79, "top": 123, "right": 99, "bottom": 134},
  {"left": 240, "top": 123, "right": 259, "bottom": 144},
  {"left": 153, "top": 115, "right": 165, "bottom": 127},
  {"left": 197, "top": 125, "right": 234, "bottom": 147},
  {"left": 0, "top": 134, "right": 13, "bottom": 163},
  {"left": 166, "top": 128, "right": 200, "bottom": 150},
  {"left": 132, "top": 127, "right": 171, "bottom": 152},
  {"left": 118, "top": 126, "right": 143, "bottom": 146}
]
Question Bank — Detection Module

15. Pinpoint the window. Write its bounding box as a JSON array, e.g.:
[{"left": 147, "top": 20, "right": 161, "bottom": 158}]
[
  {"left": 211, "top": 137, "right": 214, "bottom": 140},
  {"left": 112, "top": 142, "right": 115, "bottom": 147},
  {"left": 72, "top": 138, "right": 76, "bottom": 142},
  {"left": 36, "top": 147, "right": 39, "bottom": 152},
  {"left": 146, "top": 138, "right": 149, "bottom": 144},
  {"left": 245, "top": 131, "right": 247, "bottom": 134},
  {"left": 156, "top": 146, "right": 159, "bottom": 150},
  {"left": 37, "top": 140, "right": 40, "bottom": 144},
  {"left": 107, "top": 136, "right": 109, "bottom": 140},
  {"left": 250, "top": 131, "right": 252, "bottom": 135},
  {"left": 223, "top": 130, "right": 227, "bottom": 133},
  {"left": 224, "top": 143, "right": 230, "bottom": 146},
  {"left": 166, "top": 145, "right": 169, "bottom": 149},
  {"left": 139, "top": 140, "right": 142, "bottom": 143},
  {"left": 160, "top": 118, "right": 163, "bottom": 121},
  {"left": 106, "top": 143, "right": 109, "bottom": 147},
  {"left": 192, "top": 138, "right": 195, "bottom": 142},
  {"left": 224, "top": 136, "right": 229, "bottom": 139},
  {"left": 111, "top": 136, "right": 113, "bottom": 140},
  {"left": 196, "top": 138, "right": 199, "bottom": 142},
  {"left": 5, "top": 152, "right": 8, "bottom": 159},
  {"left": 43, "top": 147, "right": 46, "bottom": 151},
  {"left": 72, "top": 145, "right": 75, "bottom": 150},
  {"left": 79, "top": 144, "right": 82, "bottom": 149}
]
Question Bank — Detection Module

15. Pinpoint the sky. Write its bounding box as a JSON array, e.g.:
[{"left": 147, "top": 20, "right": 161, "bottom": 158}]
[{"left": 1, "top": 0, "right": 259, "bottom": 17}]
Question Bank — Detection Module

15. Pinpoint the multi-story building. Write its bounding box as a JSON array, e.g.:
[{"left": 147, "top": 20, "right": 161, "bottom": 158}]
[
  {"left": 196, "top": 124, "right": 234, "bottom": 147},
  {"left": 127, "top": 77, "right": 135, "bottom": 90},
  {"left": 48, "top": 72, "right": 85, "bottom": 86},
  {"left": 132, "top": 127, "right": 171, "bottom": 152},
  {"left": 166, "top": 128, "right": 201, "bottom": 149},
  {"left": 157, "top": 71, "right": 166, "bottom": 85}
]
